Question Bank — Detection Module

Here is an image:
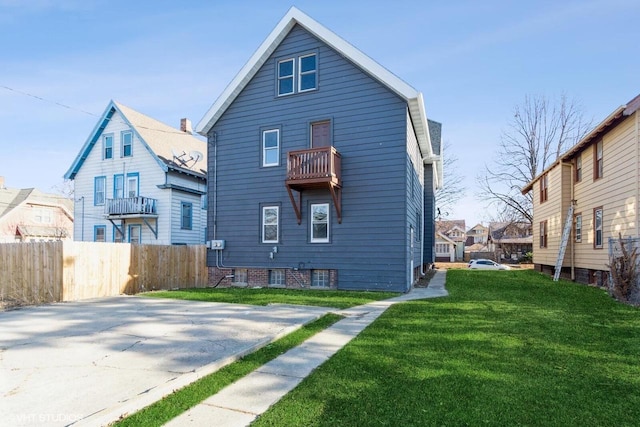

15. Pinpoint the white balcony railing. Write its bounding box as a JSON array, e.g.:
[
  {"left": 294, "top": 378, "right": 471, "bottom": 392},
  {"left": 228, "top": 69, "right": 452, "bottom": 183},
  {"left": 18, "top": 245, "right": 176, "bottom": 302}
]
[{"left": 105, "top": 197, "right": 157, "bottom": 216}]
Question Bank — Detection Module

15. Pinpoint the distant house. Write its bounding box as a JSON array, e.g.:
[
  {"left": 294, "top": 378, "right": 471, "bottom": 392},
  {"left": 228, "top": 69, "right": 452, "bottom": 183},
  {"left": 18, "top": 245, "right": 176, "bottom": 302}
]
[
  {"left": 435, "top": 232, "right": 456, "bottom": 262},
  {"left": 196, "top": 7, "right": 442, "bottom": 292},
  {"left": 522, "top": 93, "right": 640, "bottom": 284},
  {"left": 466, "top": 223, "right": 488, "bottom": 246},
  {"left": 436, "top": 220, "right": 466, "bottom": 261},
  {"left": 64, "top": 101, "right": 207, "bottom": 245},
  {"left": 0, "top": 177, "right": 73, "bottom": 242},
  {"left": 487, "top": 221, "right": 532, "bottom": 261}
]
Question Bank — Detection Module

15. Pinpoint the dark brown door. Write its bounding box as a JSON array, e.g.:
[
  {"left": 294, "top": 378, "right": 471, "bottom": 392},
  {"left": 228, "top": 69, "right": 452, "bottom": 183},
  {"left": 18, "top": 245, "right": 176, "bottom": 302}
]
[{"left": 311, "top": 120, "right": 331, "bottom": 148}]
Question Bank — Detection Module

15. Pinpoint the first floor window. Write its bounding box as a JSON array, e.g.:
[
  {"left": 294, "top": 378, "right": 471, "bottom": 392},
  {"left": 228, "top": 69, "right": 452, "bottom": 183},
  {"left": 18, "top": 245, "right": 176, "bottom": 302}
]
[
  {"left": 594, "top": 207, "right": 603, "bottom": 248},
  {"left": 269, "top": 269, "right": 286, "bottom": 286},
  {"left": 181, "top": 202, "right": 193, "bottom": 230},
  {"left": 574, "top": 213, "right": 582, "bottom": 243},
  {"left": 94, "top": 176, "right": 106, "bottom": 205},
  {"left": 262, "top": 206, "right": 279, "bottom": 243},
  {"left": 436, "top": 243, "right": 450, "bottom": 254},
  {"left": 94, "top": 225, "right": 106, "bottom": 242},
  {"left": 540, "top": 220, "right": 548, "bottom": 248},
  {"left": 129, "top": 225, "right": 141, "bottom": 244},
  {"left": 233, "top": 268, "right": 248, "bottom": 284},
  {"left": 311, "top": 269, "right": 329, "bottom": 287},
  {"left": 311, "top": 203, "right": 329, "bottom": 243}
]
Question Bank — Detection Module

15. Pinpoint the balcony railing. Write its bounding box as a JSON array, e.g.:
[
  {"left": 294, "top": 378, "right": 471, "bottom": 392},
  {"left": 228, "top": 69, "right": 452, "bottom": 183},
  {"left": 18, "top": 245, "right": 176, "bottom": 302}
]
[
  {"left": 286, "top": 146, "right": 341, "bottom": 185},
  {"left": 105, "top": 196, "right": 158, "bottom": 216}
]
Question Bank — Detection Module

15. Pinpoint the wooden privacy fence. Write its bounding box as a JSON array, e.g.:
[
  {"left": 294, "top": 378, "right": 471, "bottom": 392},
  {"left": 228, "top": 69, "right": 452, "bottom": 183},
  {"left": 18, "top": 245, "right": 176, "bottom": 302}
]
[{"left": 0, "top": 241, "right": 207, "bottom": 306}]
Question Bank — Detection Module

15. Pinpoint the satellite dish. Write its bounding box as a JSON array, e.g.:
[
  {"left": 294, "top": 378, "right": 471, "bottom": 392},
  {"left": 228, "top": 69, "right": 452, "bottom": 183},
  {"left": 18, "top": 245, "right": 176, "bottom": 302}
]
[{"left": 190, "top": 151, "right": 204, "bottom": 163}]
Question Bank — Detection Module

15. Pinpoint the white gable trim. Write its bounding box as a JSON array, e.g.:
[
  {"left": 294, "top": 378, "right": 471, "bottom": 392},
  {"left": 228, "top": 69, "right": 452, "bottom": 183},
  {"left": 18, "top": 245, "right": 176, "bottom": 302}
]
[{"left": 195, "top": 7, "right": 436, "bottom": 165}]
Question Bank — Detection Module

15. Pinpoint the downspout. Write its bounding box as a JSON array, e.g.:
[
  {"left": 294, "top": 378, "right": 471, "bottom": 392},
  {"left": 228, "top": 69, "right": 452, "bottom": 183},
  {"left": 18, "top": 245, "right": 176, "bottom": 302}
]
[
  {"left": 570, "top": 161, "right": 575, "bottom": 281},
  {"left": 420, "top": 167, "right": 425, "bottom": 275}
]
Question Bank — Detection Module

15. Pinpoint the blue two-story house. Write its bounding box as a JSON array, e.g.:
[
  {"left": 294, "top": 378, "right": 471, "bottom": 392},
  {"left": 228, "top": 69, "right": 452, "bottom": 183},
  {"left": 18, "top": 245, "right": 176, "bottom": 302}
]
[{"left": 197, "top": 7, "right": 442, "bottom": 292}]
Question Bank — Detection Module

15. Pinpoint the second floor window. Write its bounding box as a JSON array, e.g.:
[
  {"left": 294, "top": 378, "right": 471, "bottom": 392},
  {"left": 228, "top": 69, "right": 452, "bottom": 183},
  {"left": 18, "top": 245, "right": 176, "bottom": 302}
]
[
  {"left": 575, "top": 154, "right": 582, "bottom": 182},
  {"left": 594, "top": 141, "right": 603, "bottom": 179},
  {"left": 126, "top": 173, "right": 139, "bottom": 198},
  {"left": 574, "top": 213, "right": 582, "bottom": 243},
  {"left": 122, "top": 131, "right": 133, "bottom": 157},
  {"left": 263, "top": 129, "right": 280, "bottom": 167},
  {"left": 94, "top": 176, "right": 106, "bottom": 206},
  {"left": 181, "top": 202, "right": 193, "bottom": 230},
  {"left": 540, "top": 174, "right": 548, "bottom": 203},
  {"left": 104, "top": 134, "right": 113, "bottom": 159},
  {"left": 114, "top": 174, "right": 124, "bottom": 199}
]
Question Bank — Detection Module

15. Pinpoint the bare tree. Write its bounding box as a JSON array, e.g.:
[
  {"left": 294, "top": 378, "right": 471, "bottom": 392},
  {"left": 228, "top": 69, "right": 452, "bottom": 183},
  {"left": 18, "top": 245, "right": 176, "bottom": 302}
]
[
  {"left": 478, "top": 94, "right": 591, "bottom": 223},
  {"left": 436, "top": 141, "right": 466, "bottom": 218}
]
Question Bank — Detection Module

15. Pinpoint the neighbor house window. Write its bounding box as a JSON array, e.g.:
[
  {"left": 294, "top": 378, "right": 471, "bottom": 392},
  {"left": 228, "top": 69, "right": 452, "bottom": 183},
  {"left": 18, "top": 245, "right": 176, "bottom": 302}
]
[
  {"left": 122, "top": 131, "right": 133, "bottom": 157},
  {"left": 128, "top": 224, "right": 141, "bottom": 244},
  {"left": 94, "top": 176, "right": 106, "bottom": 206},
  {"left": 94, "top": 225, "right": 106, "bottom": 242},
  {"left": 540, "top": 220, "right": 548, "bottom": 248},
  {"left": 103, "top": 134, "right": 113, "bottom": 159},
  {"left": 269, "top": 269, "right": 286, "bottom": 286},
  {"left": 311, "top": 269, "right": 329, "bottom": 287},
  {"left": 233, "top": 268, "right": 248, "bottom": 284},
  {"left": 436, "top": 243, "right": 450, "bottom": 253},
  {"left": 298, "top": 53, "right": 317, "bottom": 92},
  {"left": 277, "top": 58, "right": 295, "bottom": 96},
  {"left": 126, "top": 173, "right": 139, "bottom": 198},
  {"left": 113, "top": 225, "right": 124, "bottom": 243},
  {"left": 262, "top": 129, "right": 280, "bottom": 167},
  {"left": 181, "top": 202, "right": 192, "bottom": 230},
  {"left": 262, "top": 206, "right": 279, "bottom": 243},
  {"left": 575, "top": 154, "right": 582, "bottom": 182},
  {"left": 310, "top": 203, "right": 329, "bottom": 243},
  {"left": 594, "top": 141, "right": 603, "bottom": 179},
  {"left": 594, "top": 207, "right": 603, "bottom": 249},
  {"left": 114, "top": 174, "right": 124, "bottom": 199},
  {"left": 540, "top": 173, "right": 548, "bottom": 203},
  {"left": 574, "top": 213, "right": 582, "bottom": 243}
]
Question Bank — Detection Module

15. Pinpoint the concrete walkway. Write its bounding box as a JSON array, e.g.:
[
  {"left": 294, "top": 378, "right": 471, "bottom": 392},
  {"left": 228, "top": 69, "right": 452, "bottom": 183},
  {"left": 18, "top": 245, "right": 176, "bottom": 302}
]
[{"left": 165, "top": 270, "right": 448, "bottom": 427}]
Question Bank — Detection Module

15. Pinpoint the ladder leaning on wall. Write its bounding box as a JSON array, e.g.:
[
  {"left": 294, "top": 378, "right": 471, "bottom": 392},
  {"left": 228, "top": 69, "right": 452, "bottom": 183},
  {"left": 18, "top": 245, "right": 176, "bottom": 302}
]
[{"left": 554, "top": 204, "right": 574, "bottom": 281}]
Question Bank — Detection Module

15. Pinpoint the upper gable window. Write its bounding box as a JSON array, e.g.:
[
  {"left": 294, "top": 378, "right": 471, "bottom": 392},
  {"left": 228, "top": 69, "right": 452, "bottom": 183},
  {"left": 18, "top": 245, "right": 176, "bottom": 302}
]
[
  {"left": 540, "top": 173, "right": 548, "bottom": 203},
  {"left": 122, "top": 131, "right": 133, "bottom": 157},
  {"left": 277, "top": 53, "right": 317, "bottom": 96},
  {"left": 299, "top": 54, "right": 317, "bottom": 92},
  {"left": 278, "top": 59, "right": 295, "bottom": 96},
  {"left": 103, "top": 134, "right": 113, "bottom": 160},
  {"left": 594, "top": 141, "right": 603, "bottom": 180}
]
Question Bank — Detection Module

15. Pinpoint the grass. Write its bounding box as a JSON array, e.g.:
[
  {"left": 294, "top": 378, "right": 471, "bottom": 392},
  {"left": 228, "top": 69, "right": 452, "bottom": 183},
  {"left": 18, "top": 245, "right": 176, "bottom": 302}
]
[
  {"left": 114, "top": 313, "right": 343, "bottom": 427},
  {"left": 141, "top": 287, "right": 399, "bottom": 309},
  {"left": 252, "top": 269, "right": 640, "bottom": 427}
]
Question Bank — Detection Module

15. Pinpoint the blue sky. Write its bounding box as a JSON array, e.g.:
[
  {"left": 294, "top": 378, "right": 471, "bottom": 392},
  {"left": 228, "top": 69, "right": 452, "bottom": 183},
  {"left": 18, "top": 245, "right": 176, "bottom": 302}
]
[{"left": 1, "top": 0, "right": 639, "bottom": 227}]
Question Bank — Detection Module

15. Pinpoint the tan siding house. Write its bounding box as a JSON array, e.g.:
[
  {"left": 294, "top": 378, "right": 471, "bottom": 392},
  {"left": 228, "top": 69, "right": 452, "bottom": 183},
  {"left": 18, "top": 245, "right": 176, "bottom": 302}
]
[{"left": 522, "top": 93, "right": 640, "bottom": 285}]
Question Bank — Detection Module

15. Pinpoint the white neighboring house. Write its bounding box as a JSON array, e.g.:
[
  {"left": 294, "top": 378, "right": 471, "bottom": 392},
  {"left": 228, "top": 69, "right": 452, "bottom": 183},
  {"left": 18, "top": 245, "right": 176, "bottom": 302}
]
[
  {"left": 435, "top": 232, "right": 456, "bottom": 262},
  {"left": 64, "top": 101, "right": 207, "bottom": 245}
]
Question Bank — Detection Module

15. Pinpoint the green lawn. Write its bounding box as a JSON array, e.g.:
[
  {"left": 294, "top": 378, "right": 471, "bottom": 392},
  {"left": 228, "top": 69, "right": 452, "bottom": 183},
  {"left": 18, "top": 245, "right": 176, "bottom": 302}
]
[
  {"left": 141, "top": 287, "right": 399, "bottom": 309},
  {"left": 253, "top": 269, "right": 640, "bottom": 426}
]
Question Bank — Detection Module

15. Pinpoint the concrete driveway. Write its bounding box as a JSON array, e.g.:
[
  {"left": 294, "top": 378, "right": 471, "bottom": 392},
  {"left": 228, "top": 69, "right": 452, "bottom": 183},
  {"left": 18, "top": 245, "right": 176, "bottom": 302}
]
[{"left": 0, "top": 296, "right": 331, "bottom": 426}]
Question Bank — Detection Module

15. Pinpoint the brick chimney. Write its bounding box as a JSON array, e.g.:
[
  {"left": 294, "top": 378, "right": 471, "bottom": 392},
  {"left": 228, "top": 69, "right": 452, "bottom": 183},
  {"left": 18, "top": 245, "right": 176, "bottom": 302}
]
[{"left": 180, "top": 118, "right": 193, "bottom": 134}]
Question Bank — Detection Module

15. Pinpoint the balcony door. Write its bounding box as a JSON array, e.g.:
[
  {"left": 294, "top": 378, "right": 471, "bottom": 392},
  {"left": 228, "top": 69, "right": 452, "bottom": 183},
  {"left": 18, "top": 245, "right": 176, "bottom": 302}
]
[{"left": 311, "top": 120, "right": 331, "bottom": 148}]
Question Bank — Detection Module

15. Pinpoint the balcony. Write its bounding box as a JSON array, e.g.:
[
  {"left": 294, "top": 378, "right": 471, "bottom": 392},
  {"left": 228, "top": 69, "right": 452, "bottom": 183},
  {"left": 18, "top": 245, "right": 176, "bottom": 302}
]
[
  {"left": 285, "top": 146, "right": 342, "bottom": 224},
  {"left": 105, "top": 196, "right": 158, "bottom": 217}
]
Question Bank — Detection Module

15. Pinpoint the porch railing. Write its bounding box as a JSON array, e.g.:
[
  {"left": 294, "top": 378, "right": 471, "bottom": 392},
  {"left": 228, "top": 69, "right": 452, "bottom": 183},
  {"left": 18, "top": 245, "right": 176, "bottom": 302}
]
[
  {"left": 286, "top": 146, "right": 341, "bottom": 182},
  {"left": 105, "top": 196, "right": 157, "bottom": 215}
]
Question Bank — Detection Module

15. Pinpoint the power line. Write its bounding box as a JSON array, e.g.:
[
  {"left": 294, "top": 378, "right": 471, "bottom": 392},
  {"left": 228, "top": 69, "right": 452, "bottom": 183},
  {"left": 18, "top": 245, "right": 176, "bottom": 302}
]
[{"left": 1, "top": 84, "right": 201, "bottom": 137}]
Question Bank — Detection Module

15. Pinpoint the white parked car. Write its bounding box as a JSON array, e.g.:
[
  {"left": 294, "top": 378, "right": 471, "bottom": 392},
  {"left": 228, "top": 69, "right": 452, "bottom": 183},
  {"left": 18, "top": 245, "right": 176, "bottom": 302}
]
[{"left": 467, "top": 259, "right": 512, "bottom": 270}]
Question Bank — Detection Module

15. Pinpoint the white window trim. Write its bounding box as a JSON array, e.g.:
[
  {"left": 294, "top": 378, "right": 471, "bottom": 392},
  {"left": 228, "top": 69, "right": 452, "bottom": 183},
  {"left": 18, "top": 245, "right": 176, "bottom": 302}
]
[
  {"left": 277, "top": 58, "right": 295, "bottom": 96},
  {"left": 310, "top": 203, "right": 329, "bottom": 243},
  {"left": 262, "top": 206, "right": 279, "bottom": 243},
  {"left": 262, "top": 129, "right": 280, "bottom": 167},
  {"left": 298, "top": 53, "right": 317, "bottom": 93}
]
